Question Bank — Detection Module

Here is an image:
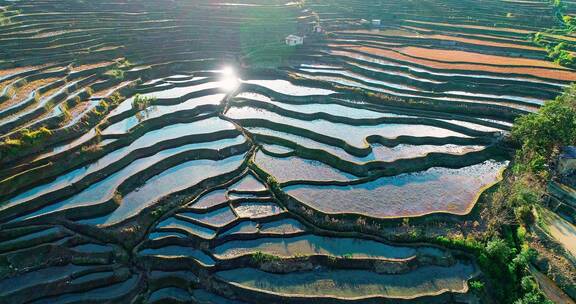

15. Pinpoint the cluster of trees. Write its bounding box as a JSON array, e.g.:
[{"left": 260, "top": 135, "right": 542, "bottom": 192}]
[
  {"left": 513, "top": 84, "right": 576, "bottom": 176},
  {"left": 532, "top": 33, "right": 576, "bottom": 68},
  {"left": 530, "top": 0, "right": 576, "bottom": 67},
  {"left": 0, "top": 127, "right": 52, "bottom": 159},
  {"left": 437, "top": 228, "right": 550, "bottom": 303},
  {"left": 547, "top": 42, "right": 575, "bottom": 67}
]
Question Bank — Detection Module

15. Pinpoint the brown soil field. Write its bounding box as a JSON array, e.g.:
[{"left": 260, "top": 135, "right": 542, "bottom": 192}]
[
  {"left": 337, "top": 30, "right": 541, "bottom": 51},
  {"left": 400, "top": 46, "right": 562, "bottom": 68},
  {"left": 0, "top": 66, "right": 36, "bottom": 78},
  {"left": 424, "top": 34, "right": 541, "bottom": 51},
  {"left": 71, "top": 61, "right": 115, "bottom": 72},
  {"left": 403, "top": 19, "right": 533, "bottom": 34},
  {"left": 32, "top": 30, "right": 83, "bottom": 39},
  {"left": 338, "top": 29, "right": 420, "bottom": 37},
  {"left": 398, "top": 24, "right": 539, "bottom": 48},
  {"left": 334, "top": 45, "right": 576, "bottom": 81},
  {"left": 0, "top": 77, "right": 60, "bottom": 111},
  {"left": 331, "top": 38, "right": 403, "bottom": 47}
]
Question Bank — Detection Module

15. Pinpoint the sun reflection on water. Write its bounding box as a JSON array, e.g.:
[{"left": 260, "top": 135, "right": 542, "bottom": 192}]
[{"left": 220, "top": 66, "right": 240, "bottom": 92}]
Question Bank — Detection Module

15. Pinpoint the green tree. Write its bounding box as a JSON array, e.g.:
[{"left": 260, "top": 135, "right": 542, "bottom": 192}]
[{"left": 512, "top": 84, "right": 576, "bottom": 173}]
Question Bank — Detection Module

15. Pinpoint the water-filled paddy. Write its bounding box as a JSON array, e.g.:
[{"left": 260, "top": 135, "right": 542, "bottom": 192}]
[
  {"left": 10, "top": 138, "right": 247, "bottom": 225},
  {"left": 233, "top": 201, "right": 283, "bottom": 218},
  {"left": 217, "top": 262, "right": 475, "bottom": 298},
  {"left": 139, "top": 245, "right": 215, "bottom": 266},
  {"left": 243, "top": 79, "right": 335, "bottom": 96},
  {"left": 255, "top": 150, "right": 358, "bottom": 183},
  {"left": 102, "top": 94, "right": 225, "bottom": 135},
  {"left": 5, "top": 117, "right": 238, "bottom": 209},
  {"left": 229, "top": 174, "right": 268, "bottom": 192},
  {"left": 214, "top": 234, "right": 424, "bottom": 260},
  {"left": 190, "top": 189, "right": 229, "bottom": 210},
  {"left": 227, "top": 106, "right": 470, "bottom": 148},
  {"left": 180, "top": 206, "right": 237, "bottom": 228},
  {"left": 285, "top": 160, "right": 507, "bottom": 217},
  {"left": 156, "top": 217, "right": 217, "bottom": 240}
]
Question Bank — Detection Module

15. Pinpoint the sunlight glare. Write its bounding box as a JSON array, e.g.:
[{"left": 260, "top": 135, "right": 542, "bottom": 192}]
[{"left": 220, "top": 66, "right": 240, "bottom": 92}]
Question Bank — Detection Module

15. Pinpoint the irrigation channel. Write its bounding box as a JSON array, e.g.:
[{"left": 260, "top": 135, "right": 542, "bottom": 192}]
[{"left": 0, "top": 0, "right": 574, "bottom": 303}]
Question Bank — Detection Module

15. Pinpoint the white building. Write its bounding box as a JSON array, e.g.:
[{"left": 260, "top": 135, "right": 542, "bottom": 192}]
[
  {"left": 285, "top": 34, "right": 304, "bottom": 46},
  {"left": 372, "top": 19, "right": 381, "bottom": 26},
  {"left": 312, "top": 22, "right": 323, "bottom": 33}
]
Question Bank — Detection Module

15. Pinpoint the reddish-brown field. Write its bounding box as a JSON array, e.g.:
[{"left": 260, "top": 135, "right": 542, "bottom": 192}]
[
  {"left": 0, "top": 77, "right": 60, "bottom": 110},
  {"left": 400, "top": 46, "right": 563, "bottom": 68},
  {"left": 335, "top": 45, "right": 576, "bottom": 81},
  {"left": 425, "top": 34, "right": 541, "bottom": 51},
  {"left": 338, "top": 30, "right": 540, "bottom": 51},
  {"left": 403, "top": 19, "right": 533, "bottom": 34}
]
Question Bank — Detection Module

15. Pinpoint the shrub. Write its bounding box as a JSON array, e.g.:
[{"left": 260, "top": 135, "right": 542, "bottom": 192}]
[
  {"left": 251, "top": 251, "right": 280, "bottom": 263},
  {"left": 435, "top": 235, "right": 483, "bottom": 253},
  {"left": 0, "top": 13, "right": 9, "bottom": 26},
  {"left": 112, "top": 192, "right": 123, "bottom": 205},
  {"left": 486, "top": 238, "right": 515, "bottom": 263},
  {"left": 117, "top": 58, "right": 132, "bottom": 69},
  {"left": 547, "top": 43, "right": 575, "bottom": 66},
  {"left": 0, "top": 127, "right": 53, "bottom": 159},
  {"left": 266, "top": 175, "right": 279, "bottom": 188},
  {"left": 2, "top": 138, "right": 22, "bottom": 156},
  {"left": 515, "top": 205, "right": 535, "bottom": 226},
  {"left": 327, "top": 256, "right": 337, "bottom": 264},
  {"left": 4, "top": 138, "right": 21, "bottom": 146},
  {"left": 516, "top": 226, "right": 528, "bottom": 242},
  {"left": 511, "top": 246, "right": 537, "bottom": 272},
  {"left": 514, "top": 276, "right": 553, "bottom": 304},
  {"left": 104, "top": 69, "right": 125, "bottom": 80},
  {"left": 109, "top": 92, "right": 123, "bottom": 105},
  {"left": 19, "top": 127, "right": 52, "bottom": 146},
  {"left": 469, "top": 280, "right": 485, "bottom": 293},
  {"left": 514, "top": 292, "right": 553, "bottom": 304},
  {"left": 131, "top": 94, "right": 156, "bottom": 111}
]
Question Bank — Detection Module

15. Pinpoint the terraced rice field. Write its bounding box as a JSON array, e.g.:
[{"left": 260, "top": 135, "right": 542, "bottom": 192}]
[{"left": 0, "top": 0, "right": 574, "bottom": 303}]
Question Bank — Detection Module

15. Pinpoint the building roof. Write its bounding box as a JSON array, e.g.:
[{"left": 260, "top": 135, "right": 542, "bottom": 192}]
[
  {"left": 286, "top": 34, "right": 303, "bottom": 40},
  {"left": 560, "top": 146, "right": 576, "bottom": 159}
]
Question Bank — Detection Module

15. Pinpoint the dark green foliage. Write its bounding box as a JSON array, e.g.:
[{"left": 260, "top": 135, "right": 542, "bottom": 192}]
[
  {"left": 469, "top": 280, "right": 485, "bottom": 294},
  {"left": 131, "top": 94, "right": 156, "bottom": 111},
  {"left": 251, "top": 251, "right": 280, "bottom": 263},
  {"left": 19, "top": 127, "right": 52, "bottom": 146},
  {"left": 104, "top": 69, "right": 125, "bottom": 80},
  {"left": 547, "top": 43, "right": 575, "bottom": 66},
  {"left": 514, "top": 276, "right": 554, "bottom": 304},
  {"left": 529, "top": 0, "right": 576, "bottom": 67},
  {"left": 434, "top": 235, "right": 483, "bottom": 254},
  {"left": 0, "top": 127, "right": 53, "bottom": 160},
  {"left": 512, "top": 84, "right": 576, "bottom": 174},
  {"left": 515, "top": 205, "right": 535, "bottom": 225}
]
